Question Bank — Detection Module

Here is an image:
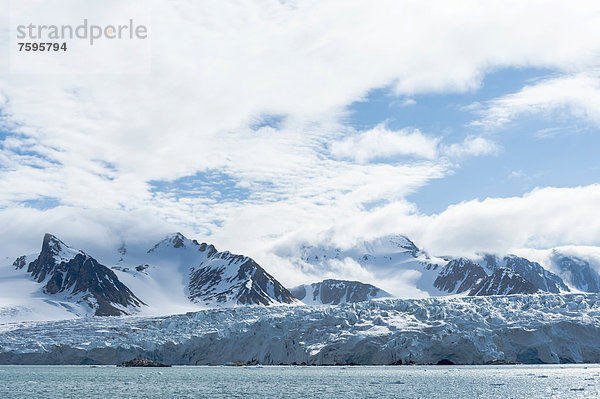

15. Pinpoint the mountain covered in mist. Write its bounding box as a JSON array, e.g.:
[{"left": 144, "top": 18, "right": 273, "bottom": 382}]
[{"left": 279, "top": 234, "right": 600, "bottom": 299}]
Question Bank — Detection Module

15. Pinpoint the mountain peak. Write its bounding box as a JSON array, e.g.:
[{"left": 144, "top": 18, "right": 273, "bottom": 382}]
[
  {"left": 22, "top": 234, "right": 145, "bottom": 316},
  {"left": 358, "top": 234, "right": 420, "bottom": 255},
  {"left": 147, "top": 232, "right": 192, "bottom": 253},
  {"left": 40, "top": 233, "right": 83, "bottom": 265},
  {"left": 43, "top": 232, "right": 60, "bottom": 244},
  {"left": 42, "top": 233, "right": 65, "bottom": 253},
  {"left": 169, "top": 232, "right": 187, "bottom": 246},
  {"left": 147, "top": 233, "right": 220, "bottom": 259}
]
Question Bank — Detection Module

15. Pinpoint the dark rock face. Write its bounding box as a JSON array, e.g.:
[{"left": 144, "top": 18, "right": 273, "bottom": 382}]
[
  {"left": 483, "top": 254, "right": 568, "bottom": 293},
  {"left": 290, "top": 279, "right": 391, "bottom": 305},
  {"left": 288, "top": 285, "right": 306, "bottom": 301},
  {"left": 135, "top": 264, "right": 149, "bottom": 272},
  {"left": 469, "top": 268, "right": 538, "bottom": 296},
  {"left": 389, "top": 235, "right": 421, "bottom": 258},
  {"left": 434, "top": 254, "right": 569, "bottom": 296},
  {"left": 24, "top": 234, "right": 144, "bottom": 316},
  {"left": 117, "top": 358, "right": 170, "bottom": 367},
  {"left": 434, "top": 258, "right": 487, "bottom": 294},
  {"left": 552, "top": 255, "right": 600, "bottom": 293},
  {"left": 188, "top": 246, "right": 297, "bottom": 306},
  {"left": 12, "top": 256, "right": 27, "bottom": 270},
  {"left": 197, "top": 242, "right": 218, "bottom": 258}
]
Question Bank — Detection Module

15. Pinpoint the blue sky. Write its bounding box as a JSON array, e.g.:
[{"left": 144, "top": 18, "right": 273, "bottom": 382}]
[
  {"left": 348, "top": 68, "right": 600, "bottom": 214},
  {"left": 1, "top": 0, "right": 600, "bottom": 268}
]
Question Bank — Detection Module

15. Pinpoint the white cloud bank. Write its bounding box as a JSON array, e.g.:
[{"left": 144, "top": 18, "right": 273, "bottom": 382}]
[
  {"left": 474, "top": 72, "right": 600, "bottom": 127},
  {"left": 262, "top": 183, "right": 600, "bottom": 287},
  {"left": 329, "top": 125, "right": 498, "bottom": 163},
  {"left": 415, "top": 184, "right": 600, "bottom": 257},
  {"left": 443, "top": 136, "right": 500, "bottom": 158},
  {"left": 267, "top": 182, "right": 600, "bottom": 265},
  {"left": 330, "top": 125, "right": 440, "bottom": 162}
]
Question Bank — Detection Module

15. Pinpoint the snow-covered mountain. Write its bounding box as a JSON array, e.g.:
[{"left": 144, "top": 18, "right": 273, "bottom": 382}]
[
  {"left": 289, "top": 279, "right": 392, "bottom": 305},
  {"left": 481, "top": 254, "right": 568, "bottom": 293},
  {"left": 433, "top": 258, "right": 488, "bottom": 294},
  {"left": 0, "top": 232, "right": 297, "bottom": 322},
  {"left": 8, "top": 234, "right": 143, "bottom": 318},
  {"left": 116, "top": 232, "right": 297, "bottom": 309},
  {"left": 4, "top": 231, "right": 600, "bottom": 324},
  {"left": 2, "top": 293, "right": 599, "bottom": 365},
  {"left": 433, "top": 255, "right": 568, "bottom": 296},
  {"left": 549, "top": 253, "right": 600, "bottom": 293},
  {"left": 279, "top": 234, "right": 572, "bottom": 297}
]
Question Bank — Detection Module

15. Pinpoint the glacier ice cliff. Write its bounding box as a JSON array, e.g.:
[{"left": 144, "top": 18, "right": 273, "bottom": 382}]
[{"left": 0, "top": 293, "right": 599, "bottom": 365}]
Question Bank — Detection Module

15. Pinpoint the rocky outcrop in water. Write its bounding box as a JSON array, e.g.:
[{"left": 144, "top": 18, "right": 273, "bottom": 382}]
[{"left": 117, "top": 358, "right": 171, "bottom": 367}]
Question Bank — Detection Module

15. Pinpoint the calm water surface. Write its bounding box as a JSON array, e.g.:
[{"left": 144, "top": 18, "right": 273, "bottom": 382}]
[{"left": 1, "top": 364, "right": 599, "bottom": 398}]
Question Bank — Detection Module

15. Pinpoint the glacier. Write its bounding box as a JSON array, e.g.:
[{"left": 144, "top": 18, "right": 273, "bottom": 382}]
[{"left": 1, "top": 293, "right": 599, "bottom": 365}]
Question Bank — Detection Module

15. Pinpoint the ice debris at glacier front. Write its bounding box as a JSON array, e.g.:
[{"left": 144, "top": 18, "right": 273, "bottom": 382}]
[{"left": 0, "top": 293, "right": 599, "bottom": 365}]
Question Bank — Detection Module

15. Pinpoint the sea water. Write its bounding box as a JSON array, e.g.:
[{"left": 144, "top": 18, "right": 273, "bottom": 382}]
[{"left": 0, "top": 364, "right": 599, "bottom": 398}]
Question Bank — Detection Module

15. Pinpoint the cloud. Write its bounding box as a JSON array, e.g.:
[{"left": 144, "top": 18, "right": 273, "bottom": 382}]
[
  {"left": 266, "top": 184, "right": 600, "bottom": 269},
  {"left": 0, "top": 206, "right": 177, "bottom": 262},
  {"left": 474, "top": 72, "right": 600, "bottom": 128},
  {"left": 412, "top": 184, "right": 600, "bottom": 257},
  {"left": 330, "top": 125, "right": 440, "bottom": 162},
  {"left": 508, "top": 170, "right": 525, "bottom": 179},
  {"left": 330, "top": 127, "right": 499, "bottom": 164},
  {"left": 390, "top": 98, "right": 417, "bottom": 107},
  {"left": 443, "top": 136, "right": 500, "bottom": 157}
]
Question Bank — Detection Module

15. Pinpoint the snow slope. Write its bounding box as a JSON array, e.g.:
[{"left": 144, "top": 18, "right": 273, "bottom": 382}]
[
  {"left": 0, "top": 254, "right": 83, "bottom": 323},
  {"left": 1, "top": 293, "right": 599, "bottom": 365}
]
